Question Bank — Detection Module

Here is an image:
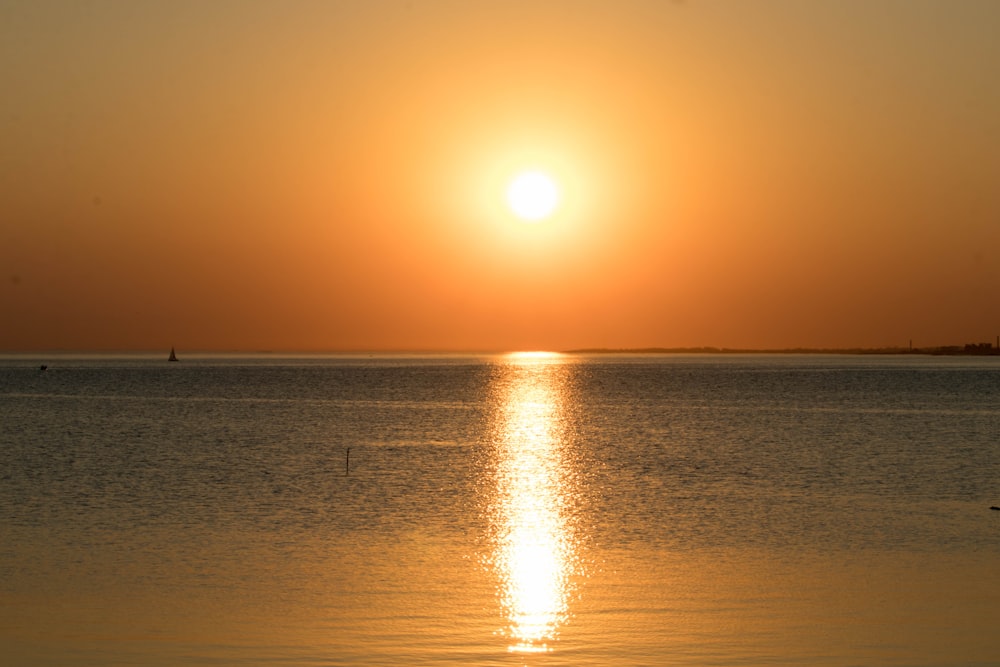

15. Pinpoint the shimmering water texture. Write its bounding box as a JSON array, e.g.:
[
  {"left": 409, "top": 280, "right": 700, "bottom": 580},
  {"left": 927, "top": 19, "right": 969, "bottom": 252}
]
[
  {"left": 1, "top": 354, "right": 999, "bottom": 666},
  {"left": 486, "top": 354, "right": 583, "bottom": 653}
]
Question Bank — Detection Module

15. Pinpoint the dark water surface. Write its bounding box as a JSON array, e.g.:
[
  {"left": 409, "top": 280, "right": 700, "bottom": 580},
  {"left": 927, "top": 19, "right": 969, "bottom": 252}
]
[{"left": 1, "top": 354, "right": 998, "bottom": 665}]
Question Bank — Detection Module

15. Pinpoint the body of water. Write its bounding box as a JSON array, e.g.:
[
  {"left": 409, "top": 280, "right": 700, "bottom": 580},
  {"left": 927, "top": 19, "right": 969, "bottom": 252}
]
[{"left": 1, "top": 353, "right": 998, "bottom": 665}]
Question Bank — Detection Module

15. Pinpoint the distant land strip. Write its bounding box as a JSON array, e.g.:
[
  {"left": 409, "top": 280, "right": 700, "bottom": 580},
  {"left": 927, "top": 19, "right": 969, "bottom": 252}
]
[{"left": 565, "top": 345, "right": 1000, "bottom": 356}]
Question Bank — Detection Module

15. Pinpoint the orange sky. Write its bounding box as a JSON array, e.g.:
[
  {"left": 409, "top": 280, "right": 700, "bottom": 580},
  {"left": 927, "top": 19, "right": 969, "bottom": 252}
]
[{"left": 2, "top": 1, "right": 999, "bottom": 352}]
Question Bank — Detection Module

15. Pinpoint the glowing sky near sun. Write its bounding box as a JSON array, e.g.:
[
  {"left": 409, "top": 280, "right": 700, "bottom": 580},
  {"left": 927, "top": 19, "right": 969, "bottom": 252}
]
[{"left": 1, "top": 1, "right": 999, "bottom": 352}]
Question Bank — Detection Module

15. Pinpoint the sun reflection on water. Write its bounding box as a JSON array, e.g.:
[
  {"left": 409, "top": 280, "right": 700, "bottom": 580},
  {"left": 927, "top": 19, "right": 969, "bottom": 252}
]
[{"left": 487, "top": 353, "right": 581, "bottom": 653}]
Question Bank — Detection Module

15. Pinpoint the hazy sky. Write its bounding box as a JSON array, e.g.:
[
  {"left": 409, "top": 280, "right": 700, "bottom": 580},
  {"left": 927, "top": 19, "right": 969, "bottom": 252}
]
[{"left": 2, "top": 0, "right": 999, "bottom": 352}]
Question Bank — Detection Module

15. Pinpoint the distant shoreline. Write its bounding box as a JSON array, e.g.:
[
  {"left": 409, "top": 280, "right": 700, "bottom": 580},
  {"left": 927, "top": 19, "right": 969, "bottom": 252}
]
[
  {"left": 565, "top": 346, "right": 1000, "bottom": 356},
  {"left": 3, "top": 345, "right": 998, "bottom": 358}
]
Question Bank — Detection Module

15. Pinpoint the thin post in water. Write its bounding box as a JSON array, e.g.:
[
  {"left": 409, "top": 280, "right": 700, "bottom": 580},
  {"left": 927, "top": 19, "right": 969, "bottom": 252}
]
[{"left": 345, "top": 447, "right": 351, "bottom": 476}]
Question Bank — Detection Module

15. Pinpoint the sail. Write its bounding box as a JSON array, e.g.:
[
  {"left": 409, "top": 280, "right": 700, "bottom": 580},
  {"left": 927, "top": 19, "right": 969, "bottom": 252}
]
[{"left": 168, "top": 347, "right": 178, "bottom": 362}]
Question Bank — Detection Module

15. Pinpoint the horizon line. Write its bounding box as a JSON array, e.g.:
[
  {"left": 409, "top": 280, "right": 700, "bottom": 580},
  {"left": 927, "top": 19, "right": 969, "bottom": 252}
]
[{"left": 2, "top": 343, "right": 998, "bottom": 357}]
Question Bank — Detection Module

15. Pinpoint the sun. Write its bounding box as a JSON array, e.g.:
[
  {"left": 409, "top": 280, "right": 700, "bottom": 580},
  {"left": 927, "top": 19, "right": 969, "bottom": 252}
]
[{"left": 506, "top": 170, "right": 560, "bottom": 222}]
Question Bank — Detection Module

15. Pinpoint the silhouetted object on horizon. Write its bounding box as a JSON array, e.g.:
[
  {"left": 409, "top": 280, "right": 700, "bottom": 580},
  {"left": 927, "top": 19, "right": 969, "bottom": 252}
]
[
  {"left": 168, "top": 347, "right": 178, "bottom": 362},
  {"left": 991, "top": 506, "right": 1000, "bottom": 511},
  {"left": 963, "top": 342, "right": 996, "bottom": 355},
  {"left": 39, "top": 364, "right": 47, "bottom": 371},
  {"left": 345, "top": 447, "right": 351, "bottom": 476}
]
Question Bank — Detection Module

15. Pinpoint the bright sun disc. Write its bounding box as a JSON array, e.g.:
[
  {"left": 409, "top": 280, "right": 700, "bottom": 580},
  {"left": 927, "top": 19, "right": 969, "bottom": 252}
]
[{"left": 506, "top": 171, "right": 560, "bottom": 221}]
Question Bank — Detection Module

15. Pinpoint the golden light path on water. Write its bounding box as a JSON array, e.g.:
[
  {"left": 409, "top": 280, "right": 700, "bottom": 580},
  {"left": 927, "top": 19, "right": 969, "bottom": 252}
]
[{"left": 488, "top": 352, "right": 582, "bottom": 654}]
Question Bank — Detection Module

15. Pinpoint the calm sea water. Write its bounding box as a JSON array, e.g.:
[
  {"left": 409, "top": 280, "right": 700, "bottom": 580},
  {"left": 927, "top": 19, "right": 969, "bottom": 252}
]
[{"left": 1, "top": 353, "right": 998, "bottom": 666}]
